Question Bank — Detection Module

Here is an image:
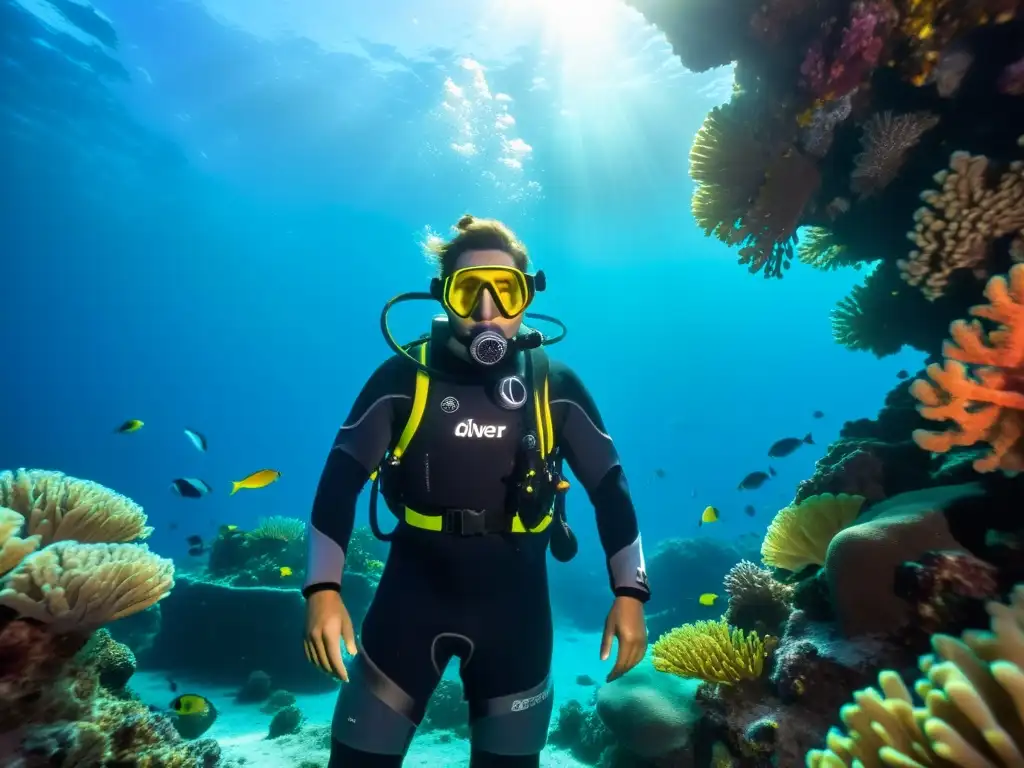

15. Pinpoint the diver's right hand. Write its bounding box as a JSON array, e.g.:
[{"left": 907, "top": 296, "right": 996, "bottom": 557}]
[{"left": 304, "top": 589, "right": 358, "bottom": 682}]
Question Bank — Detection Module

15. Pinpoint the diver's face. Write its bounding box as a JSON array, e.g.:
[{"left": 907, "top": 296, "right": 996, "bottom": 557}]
[{"left": 447, "top": 249, "right": 525, "bottom": 339}]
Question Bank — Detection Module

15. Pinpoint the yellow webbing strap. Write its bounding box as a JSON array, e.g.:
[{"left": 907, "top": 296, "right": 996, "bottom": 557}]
[
  {"left": 369, "top": 343, "right": 429, "bottom": 482},
  {"left": 395, "top": 343, "right": 430, "bottom": 459}
]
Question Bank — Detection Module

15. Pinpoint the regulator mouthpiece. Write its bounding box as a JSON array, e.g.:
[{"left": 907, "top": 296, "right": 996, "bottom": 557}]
[{"left": 467, "top": 326, "right": 509, "bottom": 366}]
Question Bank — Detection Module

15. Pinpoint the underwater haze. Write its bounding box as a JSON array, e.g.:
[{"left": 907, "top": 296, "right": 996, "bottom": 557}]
[{"left": 1, "top": 0, "right": 927, "bottom": 764}]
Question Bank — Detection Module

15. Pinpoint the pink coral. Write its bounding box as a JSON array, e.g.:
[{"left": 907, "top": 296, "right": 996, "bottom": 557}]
[{"left": 800, "top": 1, "right": 896, "bottom": 100}]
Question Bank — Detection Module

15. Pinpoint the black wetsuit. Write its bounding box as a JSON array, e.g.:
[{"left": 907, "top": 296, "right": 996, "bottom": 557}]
[{"left": 304, "top": 326, "right": 650, "bottom": 767}]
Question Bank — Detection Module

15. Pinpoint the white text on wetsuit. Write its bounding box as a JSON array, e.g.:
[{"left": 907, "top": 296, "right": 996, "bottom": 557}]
[{"left": 453, "top": 419, "right": 508, "bottom": 439}]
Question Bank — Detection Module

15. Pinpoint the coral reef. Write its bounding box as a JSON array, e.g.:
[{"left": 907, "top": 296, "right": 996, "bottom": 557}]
[
  {"left": 807, "top": 583, "right": 1024, "bottom": 766},
  {"left": 143, "top": 574, "right": 365, "bottom": 693},
  {"left": 823, "top": 484, "right": 984, "bottom": 637},
  {"left": 596, "top": 658, "right": 704, "bottom": 762},
  {"left": 894, "top": 549, "right": 1000, "bottom": 639},
  {"left": 206, "top": 519, "right": 384, "bottom": 588},
  {"left": 723, "top": 561, "right": 794, "bottom": 637},
  {"left": 911, "top": 263, "right": 1024, "bottom": 472},
  {"left": 548, "top": 699, "right": 617, "bottom": 765},
  {"left": 643, "top": 536, "right": 760, "bottom": 641},
  {"left": 421, "top": 679, "right": 469, "bottom": 736},
  {"left": 268, "top": 704, "right": 303, "bottom": 739},
  {"left": 761, "top": 493, "right": 867, "bottom": 574},
  {"left": 0, "top": 468, "right": 219, "bottom": 766}
]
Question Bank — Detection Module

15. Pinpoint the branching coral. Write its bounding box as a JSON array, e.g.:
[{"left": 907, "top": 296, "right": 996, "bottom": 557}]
[
  {"left": 762, "top": 493, "right": 867, "bottom": 573},
  {"left": 898, "top": 151, "right": 1024, "bottom": 301},
  {"left": 805, "top": 583, "right": 1024, "bottom": 767},
  {"left": 851, "top": 111, "right": 940, "bottom": 198},
  {"left": 0, "top": 541, "right": 175, "bottom": 633},
  {"left": 726, "top": 147, "right": 822, "bottom": 278},
  {"left": 724, "top": 560, "right": 794, "bottom": 635},
  {"left": 797, "top": 226, "right": 859, "bottom": 271},
  {"left": 652, "top": 619, "right": 775, "bottom": 685},
  {"left": 249, "top": 515, "right": 306, "bottom": 542},
  {"left": 910, "top": 264, "right": 1024, "bottom": 472},
  {"left": 0, "top": 468, "right": 152, "bottom": 545}
]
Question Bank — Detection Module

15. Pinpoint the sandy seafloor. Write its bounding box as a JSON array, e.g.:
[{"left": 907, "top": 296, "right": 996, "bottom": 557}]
[{"left": 132, "top": 627, "right": 611, "bottom": 767}]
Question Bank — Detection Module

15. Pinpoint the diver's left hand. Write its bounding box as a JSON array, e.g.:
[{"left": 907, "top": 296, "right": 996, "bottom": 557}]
[{"left": 600, "top": 596, "right": 648, "bottom": 682}]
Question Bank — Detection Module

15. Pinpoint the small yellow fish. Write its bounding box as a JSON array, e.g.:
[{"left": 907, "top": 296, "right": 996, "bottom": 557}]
[
  {"left": 171, "top": 693, "right": 213, "bottom": 717},
  {"left": 115, "top": 419, "right": 144, "bottom": 434},
  {"left": 279, "top": 566, "right": 293, "bottom": 577},
  {"left": 699, "top": 506, "right": 719, "bottom": 526},
  {"left": 230, "top": 469, "right": 281, "bottom": 495},
  {"left": 698, "top": 593, "right": 718, "bottom": 607}
]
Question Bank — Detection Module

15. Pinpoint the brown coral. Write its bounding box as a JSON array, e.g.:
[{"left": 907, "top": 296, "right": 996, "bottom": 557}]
[
  {"left": 910, "top": 264, "right": 1024, "bottom": 472},
  {"left": 898, "top": 151, "right": 1024, "bottom": 301},
  {"left": 0, "top": 507, "right": 40, "bottom": 575},
  {"left": 850, "top": 110, "right": 940, "bottom": 198},
  {"left": 723, "top": 560, "right": 793, "bottom": 636},
  {"left": 0, "top": 469, "right": 152, "bottom": 545},
  {"left": 0, "top": 541, "right": 175, "bottom": 633},
  {"left": 726, "top": 147, "right": 822, "bottom": 278}
]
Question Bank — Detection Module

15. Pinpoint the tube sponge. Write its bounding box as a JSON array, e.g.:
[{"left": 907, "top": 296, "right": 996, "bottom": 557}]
[
  {"left": 0, "top": 507, "right": 40, "bottom": 575},
  {"left": 806, "top": 583, "right": 1024, "bottom": 767},
  {"left": 761, "top": 493, "right": 866, "bottom": 573},
  {"left": 0, "top": 468, "right": 152, "bottom": 544},
  {"left": 0, "top": 541, "right": 174, "bottom": 634},
  {"left": 652, "top": 618, "right": 775, "bottom": 685}
]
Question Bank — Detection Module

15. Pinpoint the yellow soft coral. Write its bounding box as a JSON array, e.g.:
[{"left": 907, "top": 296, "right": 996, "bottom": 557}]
[
  {"left": 797, "top": 226, "right": 856, "bottom": 271},
  {"left": 911, "top": 263, "right": 1024, "bottom": 473},
  {"left": 0, "top": 541, "right": 174, "bottom": 633},
  {"left": 761, "top": 493, "right": 866, "bottom": 572},
  {"left": 807, "top": 583, "right": 1024, "bottom": 767},
  {"left": 0, "top": 469, "right": 152, "bottom": 544},
  {"left": 690, "top": 100, "right": 777, "bottom": 242},
  {"left": 652, "top": 619, "right": 774, "bottom": 685}
]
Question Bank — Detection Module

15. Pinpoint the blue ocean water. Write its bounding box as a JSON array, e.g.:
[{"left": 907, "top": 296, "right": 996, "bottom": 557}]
[{"left": 1, "top": 0, "right": 928, "bottom": 761}]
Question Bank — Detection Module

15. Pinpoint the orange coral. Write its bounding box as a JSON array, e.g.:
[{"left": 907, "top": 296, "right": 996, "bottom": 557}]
[{"left": 910, "top": 264, "right": 1024, "bottom": 472}]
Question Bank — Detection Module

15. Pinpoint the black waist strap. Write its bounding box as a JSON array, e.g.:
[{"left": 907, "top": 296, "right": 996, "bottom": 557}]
[{"left": 409, "top": 506, "right": 511, "bottom": 536}]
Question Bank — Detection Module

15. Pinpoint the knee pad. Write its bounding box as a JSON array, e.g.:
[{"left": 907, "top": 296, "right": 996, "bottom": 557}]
[
  {"left": 332, "top": 650, "right": 418, "bottom": 757},
  {"left": 469, "top": 676, "right": 553, "bottom": 756}
]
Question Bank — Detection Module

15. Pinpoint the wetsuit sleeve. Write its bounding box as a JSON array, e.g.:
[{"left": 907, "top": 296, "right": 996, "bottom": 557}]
[
  {"left": 303, "top": 356, "right": 412, "bottom": 598},
  {"left": 549, "top": 360, "right": 650, "bottom": 603}
]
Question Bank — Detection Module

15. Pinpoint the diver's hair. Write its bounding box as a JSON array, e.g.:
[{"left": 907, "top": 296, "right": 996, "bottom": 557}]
[{"left": 423, "top": 214, "right": 530, "bottom": 276}]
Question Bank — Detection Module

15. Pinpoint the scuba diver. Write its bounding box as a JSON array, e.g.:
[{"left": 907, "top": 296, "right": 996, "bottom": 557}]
[{"left": 303, "top": 214, "right": 651, "bottom": 767}]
